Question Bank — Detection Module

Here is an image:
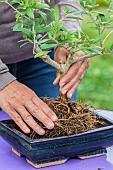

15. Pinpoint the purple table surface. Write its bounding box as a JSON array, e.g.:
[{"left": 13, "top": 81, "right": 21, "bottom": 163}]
[{"left": 0, "top": 110, "right": 113, "bottom": 170}]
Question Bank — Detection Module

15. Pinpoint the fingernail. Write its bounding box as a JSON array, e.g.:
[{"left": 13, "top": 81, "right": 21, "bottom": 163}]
[
  {"left": 68, "top": 93, "right": 73, "bottom": 98},
  {"left": 25, "top": 128, "right": 30, "bottom": 133},
  {"left": 38, "top": 129, "right": 45, "bottom": 135},
  {"left": 51, "top": 115, "right": 58, "bottom": 121},
  {"left": 53, "top": 81, "right": 56, "bottom": 85},
  {"left": 47, "top": 122, "right": 54, "bottom": 129},
  {"left": 60, "top": 82, "right": 65, "bottom": 87},
  {"left": 62, "top": 89, "right": 67, "bottom": 95}
]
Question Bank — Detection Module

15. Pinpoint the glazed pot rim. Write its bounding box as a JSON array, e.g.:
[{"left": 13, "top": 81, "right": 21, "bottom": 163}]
[{"left": 0, "top": 110, "right": 113, "bottom": 143}]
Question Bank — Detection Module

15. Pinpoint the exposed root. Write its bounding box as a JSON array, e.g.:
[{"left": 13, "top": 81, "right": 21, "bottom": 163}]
[{"left": 28, "top": 97, "right": 109, "bottom": 140}]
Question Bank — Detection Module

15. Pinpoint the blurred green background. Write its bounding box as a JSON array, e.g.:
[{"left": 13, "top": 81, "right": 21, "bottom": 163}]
[{"left": 78, "top": 0, "right": 113, "bottom": 111}]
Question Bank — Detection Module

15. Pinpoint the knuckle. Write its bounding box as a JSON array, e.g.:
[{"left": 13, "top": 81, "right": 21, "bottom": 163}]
[
  {"left": 30, "top": 90, "right": 36, "bottom": 97},
  {"left": 4, "top": 104, "right": 18, "bottom": 117},
  {"left": 78, "top": 79, "right": 81, "bottom": 84},
  {"left": 74, "top": 51, "right": 85, "bottom": 57},
  {"left": 32, "top": 108, "right": 41, "bottom": 116},
  {"left": 15, "top": 115, "right": 22, "bottom": 123},
  {"left": 24, "top": 114, "right": 32, "bottom": 121},
  {"left": 78, "top": 51, "right": 85, "bottom": 56},
  {"left": 78, "top": 76, "right": 82, "bottom": 81},
  {"left": 27, "top": 104, "right": 34, "bottom": 110},
  {"left": 85, "top": 58, "right": 90, "bottom": 65},
  {"left": 74, "top": 52, "right": 78, "bottom": 57},
  {"left": 9, "top": 97, "right": 17, "bottom": 106},
  {"left": 84, "top": 64, "right": 89, "bottom": 70},
  {"left": 9, "top": 98, "right": 21, "bottom": 109}
]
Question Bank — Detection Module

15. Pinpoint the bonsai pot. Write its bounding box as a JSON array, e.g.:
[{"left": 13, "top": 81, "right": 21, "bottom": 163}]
[{"left": 0, "top": 110, "right": 113, "bottom": 168}]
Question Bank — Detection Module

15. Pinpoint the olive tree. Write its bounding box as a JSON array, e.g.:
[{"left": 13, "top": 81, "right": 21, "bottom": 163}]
[{"left": 0, "top": 0, "right": 113, "bottom": 97}]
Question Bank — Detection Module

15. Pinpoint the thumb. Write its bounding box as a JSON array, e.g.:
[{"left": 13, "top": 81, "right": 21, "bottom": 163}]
[
  {"left": 54, "top": 47, "right": 68, "bottom": 64},
  {"left": 53, "top": 73, "right": 60, "bottom": 85}
]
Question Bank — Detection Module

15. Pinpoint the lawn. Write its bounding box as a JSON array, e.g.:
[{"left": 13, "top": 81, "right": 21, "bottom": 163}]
[
  {"left": 78, "top": 1, "right": 113, "bottom": 111},
  {"left": 78, "top": 55, "right": 113, "bottom": 111}
]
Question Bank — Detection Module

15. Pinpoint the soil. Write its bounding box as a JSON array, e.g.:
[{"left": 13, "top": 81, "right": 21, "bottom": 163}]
[{"left": 27, "top": 97, "right": 109, "bottom": 140}]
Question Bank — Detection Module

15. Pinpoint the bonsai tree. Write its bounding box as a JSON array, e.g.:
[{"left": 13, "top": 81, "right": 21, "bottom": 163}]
[
  {"left": 0, "top": 0, "right": 113, "bottom": 96},
  {"left": 0, "top": 0, "right": 113, "bottom": 138}
]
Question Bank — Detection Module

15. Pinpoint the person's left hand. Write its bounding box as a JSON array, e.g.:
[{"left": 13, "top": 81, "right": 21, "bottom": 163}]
[{"left": 53, "top": 47, "right": 90, "bottom": 98}]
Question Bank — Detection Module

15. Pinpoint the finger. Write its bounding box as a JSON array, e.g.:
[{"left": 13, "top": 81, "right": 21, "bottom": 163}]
[
  {"left": 54, "top": 47, "right": 68, "bottom": 63},
  {"left": 53, "top": 73, "right": 60, "bottom": 85},
  {"left": 4, "top": 105, "right": 30, "bottom": 134},
  {"left": 67, "top": 69, "right": 86, "bottom": 99},
  {"left": 32, "top": 96, "right": 58, "bottom": 122},
  {"left": 25, "top": 102, "right": 55, "bottom": 130},
  {"left": 59, "top": 51, "right": 85, "bottom": 86},
  {"left": 59, "top": 61, "right": 82, "bottom": 87},
  {"left": 15, "top": 105, "right": 46, "bottom": 135},
  {"left": 74, "top": 51, "right": 85, "bottom": 57},
  {"left": 67, "top": 60, "right": 89, "bottom": 98},
  {"left": 61, "top": 59, "right": 89, "bottom": 96}
]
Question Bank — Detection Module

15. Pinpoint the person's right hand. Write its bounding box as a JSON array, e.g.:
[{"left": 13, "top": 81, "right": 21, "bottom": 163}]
[{"left": 0, "top": 80, "right": 58, "bottom": 135}]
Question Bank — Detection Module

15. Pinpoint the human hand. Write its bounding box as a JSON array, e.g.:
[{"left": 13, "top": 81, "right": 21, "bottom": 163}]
[
  {"left": 0, "top": 80, "right": 58, "bottom": 135},
  {"left": 53, "top": 47, "right": 90, "bottom": 98}
]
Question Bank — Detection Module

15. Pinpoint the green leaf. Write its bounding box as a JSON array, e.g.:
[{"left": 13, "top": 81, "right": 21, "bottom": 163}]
[
  {"left": 110, "top": 44, "right": 113, "bottom": 51},
  {"left": 54, "top": 5, "right": 60, "bottom": 21},
  {"left": 91, "top": 34, "right": 103, "bottom": 44},
  {"left": 90, "top": 26, "right": 99, "bottom": 30},
  {"left": 38, "top": 39, "right": 50, "bottom": 44},
  {"left": 80, "top": 0, "right": 86, "bottom": 8},
  {"left": 36, "top": 26, "right": 51, "bottom": 33},
  {"left": 50, "top": 9, "right": 54, "bottom": 22},
  {"left": 26, "top": 8, "right": 34, "bottom": 19},
  {"left": 34, "top": 3, "right": 50, "bottom": 10},
  {"left": 40, "top": 43, "right": 58, "bottom": 50},
  {"left": 66, "top": 16, "right": 83, "bottom": 20},
  {"left": 34, "top": 51, "right": 50, "bottom": 58},
  {"left": 36, "top": 34, "right": 42, "bottom": 40},
  {"left": 38, "top": 11, "right": 47, "bottom": 23},
  {"left": 21, "top": 28, "right": 32, "bottom": 38},
  {"left": 98, "top": 13, "right": 106, "bottom": 23},
  {"left": 13, "top": 24, "right": 22, "bottom": 31},
  {"left": 87, "top": 48, "right": 102, "bottom": 55}
]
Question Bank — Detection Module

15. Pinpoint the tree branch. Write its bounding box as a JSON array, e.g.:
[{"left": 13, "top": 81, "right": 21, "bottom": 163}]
[
  {"left": 60, "top": 52, "right": 99, "bottom": 74},
  {"left": 6, "top": 1, "right": 30, "bottom": 20},
  {"left": 40, "top": 55, "right": 61, "bottom": 71}
]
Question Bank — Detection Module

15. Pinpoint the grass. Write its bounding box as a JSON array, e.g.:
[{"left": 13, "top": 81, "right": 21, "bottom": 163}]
[
  {"left": 78, "top": 55, "right": 113, "bottom": 111},
  {"left": 78, "top": 4, "right": 113, "bottom": 111}
]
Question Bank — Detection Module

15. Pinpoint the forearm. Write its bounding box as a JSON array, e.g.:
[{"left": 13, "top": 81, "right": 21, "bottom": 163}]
[{"left": 0, "top": 59, "right": 16, "bottom": 90}]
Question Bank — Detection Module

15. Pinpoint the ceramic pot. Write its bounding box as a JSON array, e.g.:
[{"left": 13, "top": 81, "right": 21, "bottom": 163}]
[{"left": 0, "top": 111, "right": 113, "bottom": 167}]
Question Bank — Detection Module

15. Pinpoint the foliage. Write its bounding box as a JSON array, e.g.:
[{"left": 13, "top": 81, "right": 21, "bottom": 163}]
[
  {"left": 0, "top": 0, "right": 113, "bottom": 63},
  {"left": 79, "top": 3, "right": 113, "bottom": 110}
]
